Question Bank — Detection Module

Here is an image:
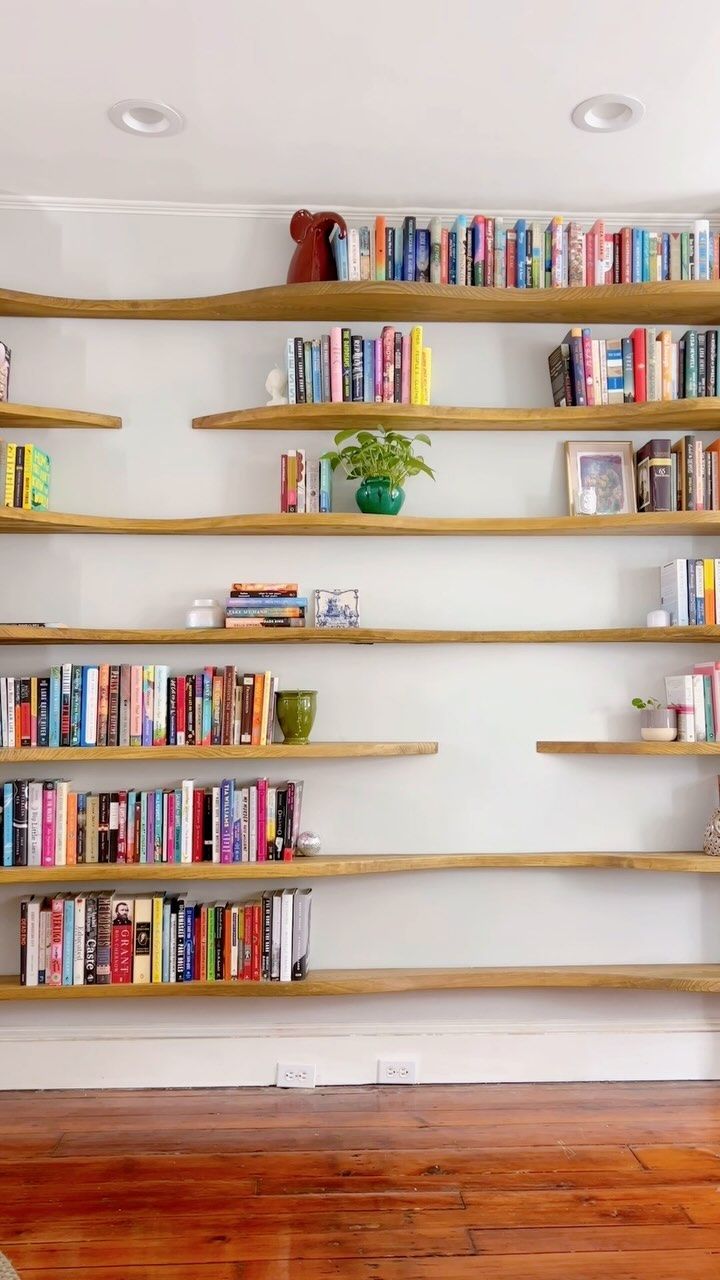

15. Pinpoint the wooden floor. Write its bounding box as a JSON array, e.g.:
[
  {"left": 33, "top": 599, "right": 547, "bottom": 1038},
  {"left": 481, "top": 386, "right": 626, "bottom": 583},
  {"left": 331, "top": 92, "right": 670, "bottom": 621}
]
[{"left": 2, "top": 1084, "right": 720, "bottom": 1278}]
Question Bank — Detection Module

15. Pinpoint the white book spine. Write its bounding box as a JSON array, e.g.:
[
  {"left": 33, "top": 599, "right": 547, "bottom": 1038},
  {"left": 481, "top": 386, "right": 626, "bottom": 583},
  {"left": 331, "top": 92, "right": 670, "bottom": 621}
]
[
  {"left": 7, "top": 678, "right": 15, "bottom": 747},
  {"left": 598, "top": 341, "right": 608, "bottom": 406},
  {"left": 306, "top": 458, "right": 320, "bottom": 513},
  {"left": 287, "top": 338, "right": 296, "bottom": 405},
  {"left": 26, "top": 899, "right": 40, "bottom": 987},
  {"left": 0, "top": 678, "right": 7, "bottom": 747},
  {"left": 83, "top": 667, "right": 99, "bottom": 746},
  {"left": 73, "top": 896, "right": 86, "bottom": 985},
  {"left": 153, "top": 666, "right": 168, "bottom": 744},
  {"left": 296, "top": 448, "right": 306, "bottom": 515},
  {"left": 181, "top": 780, "right": 193, "bottom": 863},
  {"left": 279, "top": 890, "right": 295, "bottom": 983},
  {"left": 55, "top": 781, "right": 68, "bottom": 866},
  {"left": 661, "top": 559, "right": 689, "bottom": 626},
  {"left": 694, "top": 219, "right": 710, "bottom": 280},
  {"left": 249, "top": 785, "right": 257, "bottom": 863},
  {"left": 348, "top": 228, "right": 361, "bottom": 281},
  {"left": 665, "top": 675, "right": 696, "bottom": 742},
  {"left": 241, "top": 787, "right": 250, "bottom": 862},
  {"left": 28, "top": 782, "right": 43, "bottom": 866},
  {"left": 211, "top": 786, "right": 220, "bottom": 863}
]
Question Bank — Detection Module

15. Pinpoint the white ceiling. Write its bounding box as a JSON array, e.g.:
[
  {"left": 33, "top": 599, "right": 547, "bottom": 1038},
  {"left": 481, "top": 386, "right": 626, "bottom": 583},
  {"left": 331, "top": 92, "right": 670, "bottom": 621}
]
[{"left": 3, "top": 0, "right": 720, "bottom": 214}]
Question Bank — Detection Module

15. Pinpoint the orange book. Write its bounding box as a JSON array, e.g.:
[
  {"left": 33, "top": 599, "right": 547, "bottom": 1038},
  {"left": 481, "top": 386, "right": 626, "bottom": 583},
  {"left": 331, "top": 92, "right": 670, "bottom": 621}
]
[
  {"left": 374, "top": 216, "right": 386, "bottom": 280},
  {"left": 705, "top": 560, "right": 717, "bottom": 626},
  {"left": 65, "top": 793, "right": 78, "bottom": 865},
  {"left": 97, "top": 664, "right": 110, "bottom": 746},
  {"left": 251, "top": 673, "right": 264, "bottom": 746},
  {"left": 660, "top": 331, "right": 673, "bottom": 400}
]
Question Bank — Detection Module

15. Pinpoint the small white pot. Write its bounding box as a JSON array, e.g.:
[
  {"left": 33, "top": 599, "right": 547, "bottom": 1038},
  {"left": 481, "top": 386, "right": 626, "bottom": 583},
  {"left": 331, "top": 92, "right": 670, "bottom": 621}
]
[
  {"left": 186, "top": 598, "right": 224, "bottom": 629},
  {"left": 640, "top": 708, "right": 677, "bottom": 742}
]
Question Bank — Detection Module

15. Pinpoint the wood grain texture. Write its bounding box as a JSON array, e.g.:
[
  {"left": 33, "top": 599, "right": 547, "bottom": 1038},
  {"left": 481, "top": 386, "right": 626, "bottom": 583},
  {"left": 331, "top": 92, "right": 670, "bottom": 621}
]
[
  {"left": 1, "top": 852, "right": 718, "bottom": 885},
  {"left": 0, "top": 401, "right": 121, "bottom": 430},
  {"left": 3, "top": 279, "right": 720, "bottom": 323},
  {"left": 3, "top": 964, "right": 720, "bottom": 999},
  {"left": 4, "top": 509, "right": 720, "bottom": 536},
  {"left": 193, "top": 399, "right": 720, "bottom": 432},
  {"left": 2, "top": 1082, "right": 720, "bottom": 1280},
  {"left": 538, "top": 741, "right": 720, "bottom": 755},
  {"left": 0, "top": 741, "right": 436, "bottom": 763},
  {"left": 3, "top": 624, "right": 720, "bottom": 645}
]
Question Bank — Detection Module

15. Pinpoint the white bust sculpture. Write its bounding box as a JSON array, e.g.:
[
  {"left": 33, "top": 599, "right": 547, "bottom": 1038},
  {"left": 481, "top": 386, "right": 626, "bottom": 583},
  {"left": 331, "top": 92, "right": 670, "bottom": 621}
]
[{"left": 265, "top": 367, "right": 288, "bottom": 405}]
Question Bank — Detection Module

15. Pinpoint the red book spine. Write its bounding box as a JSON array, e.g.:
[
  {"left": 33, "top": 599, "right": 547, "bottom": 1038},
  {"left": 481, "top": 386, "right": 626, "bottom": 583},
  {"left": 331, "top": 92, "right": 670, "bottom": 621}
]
[
  {"left": 280, "top": 454, "right": 288, "bottom": 512},
  {"left": 20, "top": 693, "right": 30, "bottom": 748},
  {"left": 506, "top": 234, "right": 517, "bottom": 287},
  {"left": 631, "top": 328, "right": 647, "bottom": 403},
  {"left": 117, "top": 791, "right": 127, "bottom": 862},
  {"left": 612, "top": 233, "right": 621, "bottom": 283},
  {"left": 192, "top": 789, "right": 203, "bottom": 861},
  {"left": 111, "top": 922, "right": 133, "bottom": 983},
  {"left": 251, "top": 903, "right": 261, "bottom": 982},
  {"left": 581, "top": 330, "right": 595, "bottom": 406},
  {"left": 381, "top": 327, "right": 394, "bottom": 403}
]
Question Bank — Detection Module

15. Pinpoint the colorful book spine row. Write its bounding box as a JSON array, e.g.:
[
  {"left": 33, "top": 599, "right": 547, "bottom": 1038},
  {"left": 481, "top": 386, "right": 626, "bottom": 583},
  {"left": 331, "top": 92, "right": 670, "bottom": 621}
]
[
  {"left": 19, "top": 887, "right": 312, "bottom": 987},
  {"left": 661, "top": 559, "right": 720, "bottom": 627},
  {"left": 0, "top": 666, "right": 280, "bottom": 750},
  {"left": 226, "top": 586, "right": 308, "bottom": 629},
  {"left": 1, "top": 777, "right": 303, "bottom": 868},
  {"left": 279, "top": 451, "right": 331, "bottom": 514},
  {"left": 333, "top": 217, "right": 716, "bottom": 286},
  {"left": 286, "top": 326, "right": 430, "bottom": 405},
  {"left": 636, "top": 437, "right": 720, "bottom": 512},
  {"left": 550, "top": 328, "right": 720, "bottom": 407},
  {"left": 664, "top": 668, "right": 720, "bottom": 743},
  {"left": 1, "top": 441, "right": 50, "bottom": 510}
]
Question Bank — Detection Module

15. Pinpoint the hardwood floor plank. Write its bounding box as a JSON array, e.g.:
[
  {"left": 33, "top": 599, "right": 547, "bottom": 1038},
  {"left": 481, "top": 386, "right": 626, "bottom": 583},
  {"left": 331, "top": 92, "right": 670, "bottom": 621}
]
[
  {"left": 633, "top": 1145, "right": 720, "bottom": 1177},
  {"left": 471, "top": 1225, "right": 720, "bottom": 1254}
]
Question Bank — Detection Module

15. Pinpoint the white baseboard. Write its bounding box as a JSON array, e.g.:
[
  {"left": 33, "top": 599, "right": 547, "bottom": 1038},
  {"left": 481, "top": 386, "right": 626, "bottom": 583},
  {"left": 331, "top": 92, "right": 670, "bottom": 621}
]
[{"left": 2, "top": 1019, "right": 720, "bottom": 1089}]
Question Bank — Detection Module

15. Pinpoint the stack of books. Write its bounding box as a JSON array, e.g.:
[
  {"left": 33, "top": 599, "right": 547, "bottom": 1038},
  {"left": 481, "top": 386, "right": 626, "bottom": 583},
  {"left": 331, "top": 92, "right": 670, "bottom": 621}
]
[
  {"left": 549, "top": 328, "right": 720, "bottom": 406},
  {"left": 636, "top": 437, "right": 720, "bottom": 511},
  {"left": 19, "top": 887, "right": 312, "bottom": 987},
  {"left": 1, "top": 776, "right": 304, "bottom": 867},
  {"left": 287, "top": 325, "right": 430, "bottom": 405},
  {"left": 0, "top": 665, "right": 280, "bottom": 748},
  {"left": 661, "top": 559, "right": 720, "bottom": 626},
  {"left": 279, "top": 452, "right": 332, "bottom": 513},
  {"left": 664, "top": 666, "right": 720, "bottom": 742},
  {"left": 1, "top": 442, "right": 50, "bottom": 510},
  {"left": 333, "top": 215, "right": 716, "bottom": 286},
  {"left": 226, "top": 583, "right": 308, "bottom": 630}
]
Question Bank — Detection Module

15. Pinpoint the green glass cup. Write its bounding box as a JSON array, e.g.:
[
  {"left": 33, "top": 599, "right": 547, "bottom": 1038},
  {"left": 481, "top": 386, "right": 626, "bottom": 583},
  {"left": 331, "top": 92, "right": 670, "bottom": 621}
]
[{"left": 276, "top": 690, "right": 317, "bottom": 744}]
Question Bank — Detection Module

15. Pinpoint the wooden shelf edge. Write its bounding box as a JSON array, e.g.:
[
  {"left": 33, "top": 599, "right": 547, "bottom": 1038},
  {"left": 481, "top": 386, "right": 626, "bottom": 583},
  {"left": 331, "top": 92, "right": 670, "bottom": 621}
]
[
  {"left": 2, "top": 625, "right": 720, "bottom": 646},
  {"left": 0, "top": 742, "right": 437, "bottom": 762},
  {"left": 0, "top": 402, "right": 121, "bottom": 430},
  {"left": 3, "top": 280, "right": 720, "bottom": 324},
  {"left": 1, "top": 852, "right": 717, "bottom": 883},
  {"left": 193, "top": 400, "right": 720, "bottom": 433},
  {"left": 538, "top": 741, "right": 720, "bottom": 755},
  {"left": 5, "top": 510, "right": 720, "bottom": 537},
  {"left": 3, "top": 964, "right": 720, "bottom": 998}
]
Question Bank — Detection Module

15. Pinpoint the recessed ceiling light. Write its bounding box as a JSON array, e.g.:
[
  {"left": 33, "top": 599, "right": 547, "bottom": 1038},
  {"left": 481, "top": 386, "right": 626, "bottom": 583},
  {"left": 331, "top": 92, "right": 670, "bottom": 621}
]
[
  {"left": 571, "top": 94, "right": 645, "bottom": 133},
  {"left": 108, "top": 99, "right": 184, "bottom": 137}
]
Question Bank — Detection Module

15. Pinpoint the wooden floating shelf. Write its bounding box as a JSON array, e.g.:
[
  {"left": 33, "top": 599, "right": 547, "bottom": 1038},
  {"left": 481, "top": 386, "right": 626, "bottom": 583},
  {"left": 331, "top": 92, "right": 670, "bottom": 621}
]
[
  {"left": 193, "top": 400, "right": 720, "bottom": 433},
  {"left": 538, "top": 741, "right": 720, "bottom": 755},
  {"left": 5, "top": 510, "right": 720, "bottom": 538},
  {"left": 0, "top": 742, "right": 435, "bottom": 764},
  {"left": 3, "top": 624, "right": 720, "bottom": 646},
  {"left": 0, "top": 402, "right": 121, "bottom": 430},
  {"left": 3, "top": 280, "right": 720, "bottom": 324},
  {"left": 3, "top": 964, "right": 720, "bottom": 998},
  {"left": 1, "top": 852, "right": 718, "bottom": 885}
]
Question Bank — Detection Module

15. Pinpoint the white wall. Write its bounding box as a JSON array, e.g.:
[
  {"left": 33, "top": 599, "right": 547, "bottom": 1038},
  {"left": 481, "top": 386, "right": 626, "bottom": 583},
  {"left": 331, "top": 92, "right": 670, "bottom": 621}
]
[{"left": 1, "top": 204, "right": 720, "bottom": 1087}]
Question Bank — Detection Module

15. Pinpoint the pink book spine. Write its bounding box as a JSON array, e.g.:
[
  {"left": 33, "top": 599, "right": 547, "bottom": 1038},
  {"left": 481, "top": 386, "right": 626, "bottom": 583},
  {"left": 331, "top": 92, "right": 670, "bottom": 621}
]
[
  {"left": 382, "top": 327, "right": 395, "bottom": 403},
  {"left": 330, "top": 327, "right": 343, "bottom": 403},
  {"left": 42, "top": 786, "right": 56, "bottom": 867},
  {"left": 166, "top": 791, "right": 175, "bottom": 864},
  {"left": 130, "top": 665, "right": 142, "bottom": 744},
  {"left": 581, "top": 330, "right": 595, "bottom": 405},
  {"left": 49, "top": 898, "right": 63, "bottom": 986},
  {"left": 374, "top": 338, "right": 383, "bottom": 402},
  {"left": 401, "top": 336, "right": 411, "bottom": 404},
  {"left": 256, "top": 777, "right": 267, "bottom": 862},
  {"left": 440, "top": 228, "right": 449, "bottom": 283},
  {"left": 280, "top": 453, "right": 287, "bottom": 512}
]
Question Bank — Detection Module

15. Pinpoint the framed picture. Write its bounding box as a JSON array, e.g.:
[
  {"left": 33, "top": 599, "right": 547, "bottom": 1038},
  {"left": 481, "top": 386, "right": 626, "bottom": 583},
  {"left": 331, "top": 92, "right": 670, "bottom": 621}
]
[
  {"left": 565, "top": 441, "right": 636, "bottom": 516},
  {"left": 314, "top": 588, "right": 360, "bottom": 629}
]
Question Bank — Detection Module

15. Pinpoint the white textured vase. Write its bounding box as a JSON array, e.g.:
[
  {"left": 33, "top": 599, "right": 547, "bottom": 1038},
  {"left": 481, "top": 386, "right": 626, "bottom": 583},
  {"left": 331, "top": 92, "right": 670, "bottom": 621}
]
[{"left": 186, "top": 598, "right": 224, "bottom": 629}]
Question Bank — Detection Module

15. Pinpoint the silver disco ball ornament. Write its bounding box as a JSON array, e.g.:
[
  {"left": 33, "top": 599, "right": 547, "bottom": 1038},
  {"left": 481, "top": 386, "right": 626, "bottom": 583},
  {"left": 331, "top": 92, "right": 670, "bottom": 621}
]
[{"left": 296, "top": 831, "right": 321, "bottom": 857}]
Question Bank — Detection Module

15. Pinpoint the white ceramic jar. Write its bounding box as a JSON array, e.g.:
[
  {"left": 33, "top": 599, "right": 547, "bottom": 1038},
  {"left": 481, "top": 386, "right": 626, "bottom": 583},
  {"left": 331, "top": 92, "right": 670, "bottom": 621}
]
[{"left": 186, "top": 598, "right": 224, "bottom": 629}]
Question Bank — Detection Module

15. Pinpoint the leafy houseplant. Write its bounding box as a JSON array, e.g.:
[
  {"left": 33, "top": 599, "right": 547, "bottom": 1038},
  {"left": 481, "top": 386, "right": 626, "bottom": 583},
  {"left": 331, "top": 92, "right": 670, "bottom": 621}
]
[
  {"left": 322, "top": 425, "right": 435, "bottom": 515},
  {"left": 631, "top": 696, "right": 677, "bottom": 743}
]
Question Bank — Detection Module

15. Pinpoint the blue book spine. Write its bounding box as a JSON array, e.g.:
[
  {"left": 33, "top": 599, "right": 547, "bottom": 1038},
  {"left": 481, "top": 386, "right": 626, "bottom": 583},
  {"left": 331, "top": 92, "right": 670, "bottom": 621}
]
[
  {"left": 69, "top": 665, "right": 83, "bottom": 747},
  {"left": 202, "top": 672, "right": 212, "bottom": 743},
  {"left": 661, "top": 232, "right": 670, "bottom": 281},
  {"left": 402, "top": 216, "right": 416, "bottom": 281},
  {"left": 154, "top": 791, "right": 163, "bottom": 862},
  {"left": 232, "top": 800, "right": 241, "bottom": 862},
  {"left": 3, "top": 783, "right": 13, "bottom": 867},
  {"left": 393, "top": 225, "right": 403, "bottom": 280},
  {"left": 632, "top": 229, "right": 642, "bottom": 282},
  {"left": 139, "top": 793, "right": 147, "bottom": 863},
  {"left": 363, "top": 341, "right": 374, "bottom": 403},
  {"left": 220, "top": 779, "right": 233, "bottom": 862},
  {"left": 127, "top": 791, "right": 136, "bottom": 859},
  {"left": 184, "top": 906, "right": 194, "bottom": 981},
  {"left": 319, "top": 457, "right": 332, "bottom": 513},
  {"left": 641, "top": 230, "right": 650, "bottom": 282},
  {"left": 162, "top": 900, "right": 171, "bottom": 983},
  {"left": 311, "top": 343, "right": 322, "bottom": 403},
  {"left": 174, "top": 789, "right": 182, "bottom": 863},
  {"left": 384, "top": 226, "right": 395, "bottom": 281},
  {"left": 515, "top": 220, "right": 526, "bottom": 286},
  {"left": 688, "top": 561, "right": 697, "bottom": 626},
  {"left": 448, "top": 231, "right": 456, "bottom": 284},
  {"left": 62, "top": 899, "right": 74, "bottom": 985}
]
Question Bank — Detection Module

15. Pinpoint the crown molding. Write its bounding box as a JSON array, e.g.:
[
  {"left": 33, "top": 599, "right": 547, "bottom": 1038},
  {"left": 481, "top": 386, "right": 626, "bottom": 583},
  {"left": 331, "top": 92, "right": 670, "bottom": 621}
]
[{"left": 0, "top": 193, "right": 717, "bottom": 228}]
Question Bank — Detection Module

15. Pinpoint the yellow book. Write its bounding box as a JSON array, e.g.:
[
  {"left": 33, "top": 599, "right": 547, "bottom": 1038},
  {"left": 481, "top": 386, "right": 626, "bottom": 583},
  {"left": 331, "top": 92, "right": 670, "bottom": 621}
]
[
  {"left": 22, "top": 444, "right": 35, "bottom": 509},
  {"left": 287, "top": 450, "right": 298, "bottom": 512},
  {"left": 151, "top": 894, "right": 164, "bottom": 983},
  {"left": 3, "top": 442, "right": 16, "bottom": 507},
  {"left": 421, "top": 347, "right": 432, "bottom": 406},
  {"left": 660, "top": 331, "right": 673, "bottom": 402},
  {"left": 410, "top": 326, "right": 423, "bottom": 405},
  {"left": 30, "top": 678, "right": 37, "bottom": 744},
  {"left": 705, "top": 559, "right": 716, "bottom": 625}
]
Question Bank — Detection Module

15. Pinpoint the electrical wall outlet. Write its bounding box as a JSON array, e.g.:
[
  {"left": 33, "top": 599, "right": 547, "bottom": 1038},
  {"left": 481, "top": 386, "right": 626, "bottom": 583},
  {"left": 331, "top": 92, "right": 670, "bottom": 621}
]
[
  {"left": 276, "top": 1062, "right": 317, "bottom": 1089},
  {"left": 377, "top": 1058, "right": 419, "bottom": 1084}
]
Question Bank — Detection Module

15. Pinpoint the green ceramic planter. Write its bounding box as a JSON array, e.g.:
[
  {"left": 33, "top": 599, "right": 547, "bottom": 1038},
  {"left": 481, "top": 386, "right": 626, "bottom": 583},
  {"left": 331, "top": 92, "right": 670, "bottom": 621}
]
[
  {"left": 355, "top": 476, "right": 406, "bottom": 515},
  {"left": 276, "top": 690, "right": 317, "bottom": 744}
]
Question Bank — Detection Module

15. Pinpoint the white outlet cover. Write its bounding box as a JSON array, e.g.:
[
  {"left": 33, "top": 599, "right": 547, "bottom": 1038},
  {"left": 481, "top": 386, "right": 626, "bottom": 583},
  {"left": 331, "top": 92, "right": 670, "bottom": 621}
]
[
  {"left": 377, "top": 1059, "right": 419, "bottom": 1085},
  {"left": 276, "top": 1062, "right": 317, "bottom": 1089}
]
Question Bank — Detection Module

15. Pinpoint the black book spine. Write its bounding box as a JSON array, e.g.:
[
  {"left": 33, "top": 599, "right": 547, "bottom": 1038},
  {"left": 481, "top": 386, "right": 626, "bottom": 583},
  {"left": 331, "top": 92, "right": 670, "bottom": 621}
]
[
  {"left": 13, "top": 779, "right": 28, "bottom": 866},
  {"left": 185, "top": 675, "right": 196, "bottom": 746},
  {"left": 698, "top": 334, "right": 706, "bottom": 398},
  {"left": 69, "top": 665, "right": 82, "bottom": 748},
  {"left": 176, "top": 900, "right": 185, "bottom": 982},
  {"left": 385, "top": 226, "right": 395, "bottom": 280},
  {"left": 351, "top": 336, "right": 364, "bottom": 402},
  {"left": 293, "top": 337, "right": 306, "bottom": 403},
  {"left": 84, "top": 895, "right": 98, "bottom": 984},
  {"left": 37, "top": 677, "right": 50, "bottom": 747},
  {"left": 168, "top": 677, "right": 177, "bottom": 746},
  {"left": 98, "top": 792, "right": 110, "bottom": 863},
  {"left": 13, "top": 445, "right": 24, "bottom": 508},
  {"left": 393, "top": 332, "right": 403, "bottom": 403},
  {"left": 275, "top": 788, "right": 286, "bottom": 862},
  {"left": 109, "top": 792, "right": 119, "bottom": 863},
  {"left": 202, "top": 792, "right": 213, "bottom": 861},
  {"left": 215, "top": 905, "right": 223, "bottom": 980},
  {"left": 708, "top": 331, "right": 718, "bottom": 398},
  {"left": 341, "top": 328, "right": 352, "bottom": 401},
  {"left": 261, "top": 892, "right": 272, "bottom": 979},
  {"left": 19, "top": 898, "right": 28, "bottom": 984}
]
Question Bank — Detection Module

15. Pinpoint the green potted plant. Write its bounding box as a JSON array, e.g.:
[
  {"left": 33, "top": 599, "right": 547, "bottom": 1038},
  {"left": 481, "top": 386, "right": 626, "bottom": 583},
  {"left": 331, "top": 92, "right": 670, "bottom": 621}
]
[
  {"left": 322, "top": 424, "right": 435, "bottom": 515},
  {"left": 631, "top": 696, "right": 677, "bottom": 742}
]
